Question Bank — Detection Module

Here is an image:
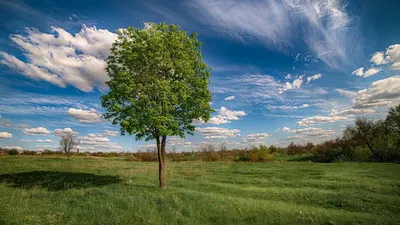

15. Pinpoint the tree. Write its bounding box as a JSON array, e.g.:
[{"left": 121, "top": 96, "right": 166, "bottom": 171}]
[
  {"left": 59, "top": 132, "right": 77, "bottom": 160},
  {"left": 386, "top": 104, "right": 400, "bottom": 133},
  {"left": 343, "top": 118, "right": 388, "bottom": 161},
  {"left": 101, "top": 23, "right": 213, "bottom": 188}
]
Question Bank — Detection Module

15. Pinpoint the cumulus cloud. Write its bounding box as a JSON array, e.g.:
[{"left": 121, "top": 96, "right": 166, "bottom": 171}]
[
  {"left": 352, "top": 67, "right": 380, "bottom": 78},
  {"left": 54, "top": 128, "right": 79, "bottom": 136},
  {"left": 369, "top": 44, "right": 400, "bottom": 70},
  {"left": 200, "top": 107, "right": 247, "bottom": 125},
  {"left": 167, "top": 136, "right": 192, "bottom": 147},
  {"left": 23, "top": 127, "right": 50, "bottom": 136},
  {"left": 224, "top": 96, "right": 235, "bottom": 101},
  {"left": 196, "top": 127, "right": 241, "bottom": 139},
  {"left": 279, "top": 76, "right": 303, "bottom": 94},
  {"left": 282, "top": 127, "right": 336, "bottom": 138},
  {"left": 67, "top": 108, "right": 103, "bottom": 123},
  {"left": 385, "top": 44, "right": 400, "bottom": 70},
  {"left": 0, "top": 25, "right": 117, "bottom": 91},
  {"left": 0, "top": 132, "right": 12, "bottom": 139},
  {"left": 3, "top": 146, "right": 23, "bottom": 151},
  {"left": 370, "top": 51, "right": 387, "bottom": 65},
  {"left": 296, "top": 115, "right": 348, "bottom": 126},
  {"left": 192, "top": 0, "right": 356, "bottom": 69},
  {"left": 103, "top": 129, "right": 119, "bottom": 136},
  {"left": 77, "top": 133, "right": 122, "bottom": 152},
  {"left": 352, "top": 75, "right": 400, "bottom": 108},
  {"left": 306, "top": 74, "right": 322, "bottom": 84},
  {"left": 243, "top": 133, "right": 270, "bottom": 143}
]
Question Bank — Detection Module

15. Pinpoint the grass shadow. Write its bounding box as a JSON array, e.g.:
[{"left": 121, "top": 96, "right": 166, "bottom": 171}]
[
  {"left": 286, "top": 155, "right": 319, "bottom": 162},
  {"left": 0, "top": 171, "right": 122, "bottom": 191}
]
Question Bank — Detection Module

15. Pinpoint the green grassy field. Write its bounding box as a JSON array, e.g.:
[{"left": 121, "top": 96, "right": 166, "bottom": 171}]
[{"left": 0, "top": 156, "right": 399, "bottom": 224}]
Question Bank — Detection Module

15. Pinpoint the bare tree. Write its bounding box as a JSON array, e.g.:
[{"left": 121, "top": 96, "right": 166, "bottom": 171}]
[{"left": 60, "top": 132, "right": 77, "bottom": 160}]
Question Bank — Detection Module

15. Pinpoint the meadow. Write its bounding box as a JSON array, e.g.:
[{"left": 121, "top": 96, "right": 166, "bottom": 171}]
[{"left": 0, "top": 156, "right": 399, "bottom": 225}]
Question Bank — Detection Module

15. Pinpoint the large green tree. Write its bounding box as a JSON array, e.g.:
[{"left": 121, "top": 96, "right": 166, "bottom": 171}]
[{"left": 101, "top": 23, "right": 213, "bottom": 188}]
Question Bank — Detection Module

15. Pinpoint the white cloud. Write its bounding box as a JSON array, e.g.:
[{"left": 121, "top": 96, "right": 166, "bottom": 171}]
[
  {"left": 224, "top": 96, "right": 235, "bottom": 101},
  {"left": 386, "top": 44, "right": 400, "bottom": 70},
  {"left": 279, "top": 76, "right": 303, "bottom": 94},
  {"left": 23, "top": 127, "right": 50, "bottom": 136},
  {"left": 306, "top": 73, "right": 322, "bottom": 84},
  {"left": 67, "top": 108, "right": 103, "bottom": 123},
  {"left": 196, "top": 127, "right": 241, "bottom": 139},
  {"left": 243, "top": 133, "right": 270, "bottom": 143},
  {"left": 368, "top": 44, "right": 400, "bottom": 70},
  {"left": 352, "top": 75, "right": 400, "bottom": 109},
  {"left": 282, "top": 127, "right": 336, "bottom": 141},
  {"left": 192, "top": 0, "right": 355, "bottom": 69},
  {"left": 330, "top": 108, "right": 375, "bottom": 116},
  {"left": 3, "top": 146, "right": 23, "bottom": 151},
  {"left": 103, "top": 129, "right": 119, "bottom": 136},
  {"left": 54, "top": 128, "right": 78, "bottom": 136},
  {"left": 204, "top": 107, "right": 247, "bottom": 125},
  {"left": 0, "top": 132, "right": 12, "bottom": 139},
  {"left": 364, "top": 68, "right": 381, "bottom": 77},
  {"left": 285, "top": 74, "right": 292, "bottom": 79},
  {"left": 0, "top": 25, "right": 117, "bottom": 92},
  {"left": 36, "top": 139, "right": 52, "bottom": 143},
  {"left": 296, "top": 115, "right": 348, "bottom": 126},
  {"left": 352, "top": 67, "right": 364, "bottom": 76},
  {"left": 336, "top": 88, "right": 357, "bottom": 98},
  {"left": 370, "top": 51, "right": 387, "bottom": 65},
  {"left": 268, "top": 104, "right": 309, "bottom": 111},
  {"left": 352, "top": 67, "right": 380, "bottom": 78},
  {"left": 167, "top": 136, "right": 192, "bottom": 147},
  {"left": 77, "top": 133, "right": 122, "bottom": 152}
]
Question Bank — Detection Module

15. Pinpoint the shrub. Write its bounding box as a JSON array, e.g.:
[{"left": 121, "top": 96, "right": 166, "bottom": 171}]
[
  {"left": 234, "top": 151, "right": 251, "bottom": 162},
  {"left": 6, "top": 149, "right": 19, "bottom": 155},
  {"left": 21, "top": 150, "right": 35, "bottom": 155},
  {"left": 235, "top": 145, "right": 274, "bottom": 162},
  {"left": 312, "top": 147, "right": 345, "bottom": 163},
  {"left": 189, "top": 151, "right": 197, "bottom": 161}
]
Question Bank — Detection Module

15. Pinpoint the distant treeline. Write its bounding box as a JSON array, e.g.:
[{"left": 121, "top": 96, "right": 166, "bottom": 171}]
[{"left": 2, "top": 105, "right": 399, "bottom": 163}]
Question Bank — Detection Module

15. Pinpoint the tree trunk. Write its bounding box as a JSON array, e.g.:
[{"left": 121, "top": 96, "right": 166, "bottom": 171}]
[
  {"left": 67, "top": 150, "right": 70, "bottom": 160},
  {"left": 157, "top": 136, "right": 167, "bottom": 188}
]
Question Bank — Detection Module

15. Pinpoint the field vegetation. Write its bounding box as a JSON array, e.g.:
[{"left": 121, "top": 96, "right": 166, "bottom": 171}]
[{"left": 0, "top": 156, "right": 399, "bottom": 225}]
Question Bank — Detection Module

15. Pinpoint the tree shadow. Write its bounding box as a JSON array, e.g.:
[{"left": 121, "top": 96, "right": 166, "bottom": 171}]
[{"left": 0, "top": 171, "right": 122, "bottom": 191}]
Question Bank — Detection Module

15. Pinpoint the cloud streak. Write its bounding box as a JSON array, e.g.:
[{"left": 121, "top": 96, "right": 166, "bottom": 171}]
[{"left": 191, "top": 0, "right": 358, "bottom": 69}]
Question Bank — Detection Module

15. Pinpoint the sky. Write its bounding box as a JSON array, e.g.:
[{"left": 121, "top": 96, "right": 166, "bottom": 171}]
[{"left": 0, "top": 0, "right": 400, "bottom": 152}]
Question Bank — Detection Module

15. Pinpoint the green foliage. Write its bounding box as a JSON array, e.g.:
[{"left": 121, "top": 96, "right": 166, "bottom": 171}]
[
  {"left": 6, "top": 149, "right": 19, "bottom": 155},
  {"left": 101, "top": 23, "right": 213, "bottom": 141},
  {"left": 234, "top": 145, "right": 274, "bottom": 162}
]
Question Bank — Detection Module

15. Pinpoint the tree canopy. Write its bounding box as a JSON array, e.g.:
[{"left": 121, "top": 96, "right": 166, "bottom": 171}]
[{"left": 101, "top": 23, "right": 214, "bottom": 188}]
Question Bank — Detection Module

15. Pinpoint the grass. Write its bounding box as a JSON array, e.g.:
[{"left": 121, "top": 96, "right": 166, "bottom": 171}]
[{"left": 0, "top": 156, "right": 399, "bottom": 224}]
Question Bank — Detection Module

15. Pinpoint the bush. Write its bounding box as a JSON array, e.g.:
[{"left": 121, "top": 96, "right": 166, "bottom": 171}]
[
  {"left": 312, "top": 147, "right": 345, "bottom": 163},
  {"left": 201, "top": 144, "right": 220, "bottom": 161},
  {"left": 235, "top": 145, "right": 274, "bottom": 162},
  {"left": 6, "top": 149, "right": 19, "bottom": 155},
  {"left": 21, "top": 150, "right": 35, "bottom": 155},
  {"left": 234, "top": 151, "right": 251, "bottom": 162}
]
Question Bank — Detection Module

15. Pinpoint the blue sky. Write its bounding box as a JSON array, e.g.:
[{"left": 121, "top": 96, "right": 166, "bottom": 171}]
[{"left": 1, "top": 0, "right": 400, "bottom": 152}]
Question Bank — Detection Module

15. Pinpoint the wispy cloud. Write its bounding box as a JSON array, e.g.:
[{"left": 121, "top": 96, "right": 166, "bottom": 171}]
[{"left": 190, "top": 0, "right": 359, "bottom": 69}]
